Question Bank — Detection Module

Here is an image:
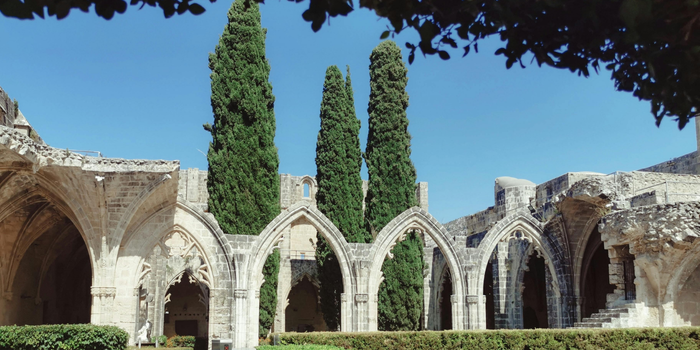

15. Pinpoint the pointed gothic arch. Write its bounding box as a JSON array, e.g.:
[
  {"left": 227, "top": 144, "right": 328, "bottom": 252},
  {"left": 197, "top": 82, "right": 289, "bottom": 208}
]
[
  {"left": 368, "top": 207, "right": 465, "bottom": 331},
  {"left": 242, "top": 203, "right": 354, "bottom": 345}
]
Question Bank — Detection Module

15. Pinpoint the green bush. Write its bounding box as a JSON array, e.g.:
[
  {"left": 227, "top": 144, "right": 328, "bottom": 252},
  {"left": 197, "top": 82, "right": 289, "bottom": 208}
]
[
  {"left": 258, "top": 346, "right": 343, "bottom": 350},
  {"left": 0, "top": 324, "right": 128, "bottom": 350},
  {"left": 279, "top": 328, "right": 700, "bottom": 350},
  {"left": 167, "top": 335, "right": 195, "bottom": 348}
]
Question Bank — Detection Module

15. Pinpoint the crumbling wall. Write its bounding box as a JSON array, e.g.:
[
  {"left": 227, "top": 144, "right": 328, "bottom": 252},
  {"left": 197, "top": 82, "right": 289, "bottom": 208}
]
[
  {"left": 0, "top": 87, "right": 15, "bottom": 128},
  {"left": 639, "top": 151, "right": 698, "bottom": 175}
]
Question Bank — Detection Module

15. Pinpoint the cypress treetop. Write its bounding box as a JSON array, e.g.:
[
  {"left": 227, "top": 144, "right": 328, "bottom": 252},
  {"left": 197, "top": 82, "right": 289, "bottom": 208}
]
[
  {"left": 365, "top": 40, "right": 423, "bottom": 331},
  {"left": 207, "top": 0, "right": 280, "bottom": 236},
  {"left": 315, "top": 65, "right": 366, "bottom": 243},
  {"left": 315, "top": 65, "right": 366, "bottom": 330},
  {"left": 365, "top": 40, "right": 418, "bottom": 237},
  {"left": 206, "top": 0, "right": 280, "bottom": 337}
]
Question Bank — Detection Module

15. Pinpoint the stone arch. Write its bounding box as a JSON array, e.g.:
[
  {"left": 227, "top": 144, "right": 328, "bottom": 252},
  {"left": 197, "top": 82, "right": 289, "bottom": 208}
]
[
  {"left": 435, "top": 261, "right": 453, "bottom": 330},
  {"left": 475, "top": 211, "right": 566, "bottom": 328},
  {"left": 665, "top": 241, "right": 700, "bottom": 304},
  {"left": 475, "top": 211, "right": 544, "bottom": 297},
  {"left": 2, "top": 172, "right": 96, "bottom": 296},
  {"left": 118, "top": 200, "right": 232, "bottom": 291},
  {"left": 243, "top": 203, "right": 354, "bottom": 344},
  {"left": 115, "top": 199, "right": 234, "bottom": 344},
  {"left": 572, "top": 215, "right": 604, "bottom": 305},
  {"left": 368, "top": 207, "right": 465, "bottom": 330},
  {"left": 112, "top": 173, "right": 173, "bottom": 250}
]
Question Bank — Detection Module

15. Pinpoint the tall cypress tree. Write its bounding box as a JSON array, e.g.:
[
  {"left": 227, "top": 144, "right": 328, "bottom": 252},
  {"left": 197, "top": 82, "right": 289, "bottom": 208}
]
[
  {"left": 315, "top": 65, "right": 366, "bottom": 330},
  {"left": 364, "top": 40, "right": 424, "bottom": 331},
  {"left": 206, "top": 0, "right": 280, "bottom": 337}
]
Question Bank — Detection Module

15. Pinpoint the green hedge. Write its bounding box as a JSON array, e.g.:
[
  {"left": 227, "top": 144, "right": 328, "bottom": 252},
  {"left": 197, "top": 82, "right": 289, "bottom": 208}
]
[
  {"left": 166, "top": 335, "right": 195, "bottom": 348},
  {"left": 0, "top": 324, "right": 128, "bottom": 350},
  {"left": 279, "top": 328, "right": 700, "bottom": 350},
  {"left": 258, "top": 346, "right": 343, "bottom": 350}
]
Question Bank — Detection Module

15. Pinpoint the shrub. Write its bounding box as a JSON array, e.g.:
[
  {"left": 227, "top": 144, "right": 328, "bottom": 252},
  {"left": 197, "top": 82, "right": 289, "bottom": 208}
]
[
  {"left": 166, "top": 335, "right": 195, "bottom": 348},
  {"left": 258, "top": 346, "right": 343, "bottom": 350},
  {"left": 0, "top": 324, "right": 128, "bottom": 350},
  {"left": 280, "top": 328, "right": 700, "bottom": 350}
]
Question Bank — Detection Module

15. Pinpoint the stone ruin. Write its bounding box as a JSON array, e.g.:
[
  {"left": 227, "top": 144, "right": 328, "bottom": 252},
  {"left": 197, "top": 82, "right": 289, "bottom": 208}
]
[{"left": 2, "top": 85, "right": 700, "bottom": 348}]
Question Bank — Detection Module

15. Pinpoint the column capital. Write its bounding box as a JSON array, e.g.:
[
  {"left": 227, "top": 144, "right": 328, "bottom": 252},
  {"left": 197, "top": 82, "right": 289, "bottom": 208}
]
[
  {"left": 354, "top": 294, "right": 369, "bottom": 303},
  {"left": 91, "top": 286, "right": 116, "bottom": 297},
  {"left": 465, "top": 294, "right": 479, "bottom": 304}
]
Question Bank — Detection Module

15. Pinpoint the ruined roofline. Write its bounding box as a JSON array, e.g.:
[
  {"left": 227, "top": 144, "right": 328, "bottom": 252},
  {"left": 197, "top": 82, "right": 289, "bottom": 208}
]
[
  {"left": 0, "top": 125, "right": 179, "bottom": 173},
  {"left": 444, "top": 172, "right": 605, "bottom": 234}
]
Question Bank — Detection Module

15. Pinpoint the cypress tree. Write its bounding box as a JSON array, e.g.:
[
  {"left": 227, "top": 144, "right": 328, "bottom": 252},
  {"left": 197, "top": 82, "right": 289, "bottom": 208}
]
[
  {"left": 314, "top": 65, "right": 366, "bottom": 330},
  {"left": 206, "top": 0, "right": 280, "bottom": 337},
  {"left": 364, "top": 40, "right": 424, "bottom": 331}
]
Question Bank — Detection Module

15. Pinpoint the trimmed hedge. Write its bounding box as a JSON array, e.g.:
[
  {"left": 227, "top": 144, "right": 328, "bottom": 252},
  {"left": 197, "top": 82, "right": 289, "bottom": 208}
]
[
  {"left": 166, "top": 335, "right": 195, "bottom": 348},
  {"left": 0, "top": 324, "right": 128, "bottom": 350},
  {"left": 258, "top": 346, "right": 343, "bottom": 350},
  {"left": 279, "top": 328, "right": 700, "bottom": 350}
]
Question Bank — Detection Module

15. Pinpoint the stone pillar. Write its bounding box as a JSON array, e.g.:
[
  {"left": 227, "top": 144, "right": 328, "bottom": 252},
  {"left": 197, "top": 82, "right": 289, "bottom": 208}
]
[
  {"left": 465, "top": 294, "right": 479, "bottom": 329},
  {"left": 340, "top": 293, "right": 350, "bottom": 332},
  {"left": 422, "top": 246, "right": 434, "bottom": 330},
  {"left": 355, "top": 293, "right": 370, "bottom": 331},
  {"left": 91, "top": 286, "right": 117, "bottom": 325},
  {"left": 233, "top": 289, "right": 249, "bottom": 349},
  {"left": 494, "top": 242, "right": 508, "bottom": 328},
  {"left": 249, "top": 290, "right": 260, "bottom": 347},
  {"left": 450, "top": 294, "right": 460, "bottom": 330}
]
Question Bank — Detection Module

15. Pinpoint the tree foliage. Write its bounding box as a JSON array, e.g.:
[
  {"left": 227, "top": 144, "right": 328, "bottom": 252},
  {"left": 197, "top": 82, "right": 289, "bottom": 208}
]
[
  {"left": 260, "top": 248, "right": 280, "bottom": 337},
  {"left": 6, "top": 0, "right": 697, "bottom": 127},
  {"left": 314, "top": 65, "right": 366, "bottom": 330},
  {"left": 206, "top": 0, "right": 279, "bottom": 337},
  {"left": 365, "top": 40, "right": 423, "bottom": 331},
  {"left": 300, "top": 0, "right": 700, "bottom": 128},
  {"left": 364, "top": 40, "right": 417, "bottom": 236},
  {"left": 377, "top": 231, "right": 425, "bottom": 331},
  {"left": 0, "top": 0, "right": 205, "bottom": 19}
]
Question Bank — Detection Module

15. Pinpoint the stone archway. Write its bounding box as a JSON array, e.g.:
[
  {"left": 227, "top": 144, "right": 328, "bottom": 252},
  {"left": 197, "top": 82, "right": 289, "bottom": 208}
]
[
  {"left": 162, "top": 271, "right": 210, "bottom": 349},
  {"left": 475, "top": 214, "right": 565, "bottom": 329},
  {"left": 285, "top": 275, "right": 325, "bottom": 332},
  {"left": 437, "top": 268, "right": 453, "bottom": 330},
  {"left": 115, "top": 200, "right": 234, "bottom": 346},
  {"left": 368, "top": 207, "right": 465, "bottom": 331},
  {"left": 0, "top": 171, "right": 93, "bottom": 327},
  {"left": 579, "top": 225, "right": 614, "bottom": 319},
  {"left": 242, "top": 203, "right": 354, "bottom": 348}
]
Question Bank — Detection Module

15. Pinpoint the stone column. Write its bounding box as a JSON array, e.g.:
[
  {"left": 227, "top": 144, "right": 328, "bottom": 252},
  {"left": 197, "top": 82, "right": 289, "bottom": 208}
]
[
  {"left": 91, "top": 286, "right": 117, "bottom": 325},
  {"left": 450, "top": 294, "right": 460, "bottom": 330},
  {"left": 494, "top": 242, "right": 508, "bottom": 328},
  {"left": 233, "top": 289, "right": 249, "bottom": 349},
  {"left": 340, "top": 293, "right": 350, "bottom": 332},
  {"left": 355, "top": 293, "right": 370, "bottom": 331},
  {"left": 465, "top": 294, "right": 479, "bottom": 329}
]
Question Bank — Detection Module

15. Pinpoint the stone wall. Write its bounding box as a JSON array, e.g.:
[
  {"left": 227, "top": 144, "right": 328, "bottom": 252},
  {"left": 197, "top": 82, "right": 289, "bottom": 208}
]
[
  {"left": 0, "top": 87, "right": 15, "bottom": 128},
  {"left": 639, "top": 151, "right": 698, "bottom": 175}
]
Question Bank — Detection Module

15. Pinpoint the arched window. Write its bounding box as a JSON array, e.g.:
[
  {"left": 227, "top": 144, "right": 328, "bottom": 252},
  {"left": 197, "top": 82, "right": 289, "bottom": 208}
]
[{"left": 303, "top": 183, "right": 310, "bottom": 198}]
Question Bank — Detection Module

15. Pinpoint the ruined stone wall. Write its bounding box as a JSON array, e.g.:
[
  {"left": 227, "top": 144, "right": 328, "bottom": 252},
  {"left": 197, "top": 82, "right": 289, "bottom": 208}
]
[
  {"left": 0, "top": 87, "right": 15, "bottom": 128},
  {"left": 639, "top": 151, "right": 698, "bottom": 175},
  {"left": 677, "top": 264, "right": 700, "bottom": 326}
]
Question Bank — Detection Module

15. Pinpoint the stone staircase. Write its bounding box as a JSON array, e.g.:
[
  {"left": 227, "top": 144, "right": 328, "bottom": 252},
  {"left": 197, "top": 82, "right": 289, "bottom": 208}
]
[{"left": 573, "top": 303, "right": 641, "bottom": 328}]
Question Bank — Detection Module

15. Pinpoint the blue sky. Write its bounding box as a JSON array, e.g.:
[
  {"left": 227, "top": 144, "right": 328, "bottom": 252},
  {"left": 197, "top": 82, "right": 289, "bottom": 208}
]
[{"left": 0, "top": 1, "right": 696, "bottom": 223}]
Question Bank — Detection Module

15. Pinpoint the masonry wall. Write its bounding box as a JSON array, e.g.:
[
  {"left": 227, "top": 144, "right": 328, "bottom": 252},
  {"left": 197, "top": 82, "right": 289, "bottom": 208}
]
[{"left": 0, "top": 87, "right": 15, "bottom": 128}]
